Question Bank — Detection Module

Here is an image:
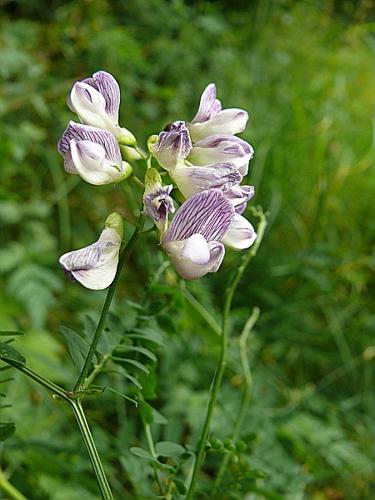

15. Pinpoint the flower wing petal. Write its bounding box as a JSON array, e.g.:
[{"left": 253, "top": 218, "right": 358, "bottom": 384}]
[
  {"left": 221, "top": 213, "right": 257, "bottom": 250},
  {"left": 70, "top": 139, "right": 121, "bottom": 185},
  {"left": 172, "top": 162, "right": 242, "bottom": 198},
  {"left": 59, "top": 228, "right": 121, "bottom": 290}
]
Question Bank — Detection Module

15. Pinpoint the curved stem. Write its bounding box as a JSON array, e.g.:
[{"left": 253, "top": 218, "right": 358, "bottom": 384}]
[
  {"left": 71, "top": 400, "right": 113, "bottom": 500},
  {"left": 74, "top": 226, "right": 140, "bottom": 392},
  {"left": 214, "top": 307, "right": 260, "bottom": 490},
  {"left": 0, "top": 468, "right": 26, "bottom": 500},
  {"left": 186, "top": 208, "right": 267, "bottom": 499},
  {"left": 144, "top": 423, "right": 163, "bottom": 495}
]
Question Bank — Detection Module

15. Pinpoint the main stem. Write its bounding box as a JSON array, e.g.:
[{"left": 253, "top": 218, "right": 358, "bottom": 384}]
[
  {"left": 186, "top": 287, "right": 232, "bottom": 500},
  {"left": 186, "top": 209, "right": 267, "bottom": 499},
  {"left": 71, "top": 400, "right": 113, "bottom": 500},
  {"left": 74, "top": 226, "right": 140, "bottom": 392}
]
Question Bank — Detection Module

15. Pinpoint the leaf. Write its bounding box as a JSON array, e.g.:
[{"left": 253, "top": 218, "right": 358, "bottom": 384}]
[
  {"left": 0, "top": 330, "right": 24, "bottom": 336},
  {"left": 59, "top": 326, "right": 93, "bottom": 369},
  {"left": 110, "top": 364, "right": 143, "bottom": 390},
  {"left": 120, "top": 358, "right": 150, "bottom": 374},
  {"left": 139, "top": 401, "right": 168, "bottom": 425},
  {"left": 116, "top": 346, "right": 157, "bottom": 362},
  {"left": 0, "top": 341, "right": 26, "bottom": 366},
  {"left": 155, "top": 441, "right": 185, "bottom": 459},
  {"left": 104, "top": 387, "right": 138, "bottom": 406},
  {"left": 0, "top": 422, "right": 15, "bottom": 441},
  {"left": 127, "top": 327, "right": 164, "bottom": 346},
  {"left": 130, "top": 447, "right": 157, "bottom": 462},
  {"left": 174, "top": 479, "right": 187, "bottom": 495},
  {"left": 139, "top": 400, "right": 153, "bottom": 424}
]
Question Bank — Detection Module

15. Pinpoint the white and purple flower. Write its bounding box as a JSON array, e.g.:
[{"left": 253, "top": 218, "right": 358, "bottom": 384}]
[
  {"left": 58, "top": 121, "right": 132, "bottom": 185},
  {"left": 150, "top": 121, "right": 192, "bottom": 171},
  {"left": 188, "top": 134, "right": 253, "bottom": 177},
  {"left": 187, "top": 83, "right": 249, "bottom": 142},
  {"left": 59, "top": 212, "right": 123, "bottom": 290},
  {"left": 143, "top": 167, "right": 175, "bottom": 233},
  {"left": 68, "top": 70, "right": 135, "bottom": 145},
  {"left": 162, "top": 189, "right": 234, "bottom": 280}
]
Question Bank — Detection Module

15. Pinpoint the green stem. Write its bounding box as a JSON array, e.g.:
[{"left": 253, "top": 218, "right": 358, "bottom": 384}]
[
  {"left": 180, "top": 285, "right": 221, "bottom": 337},
  {"left": 214, "top": 308, "right": 260, "bottom": 490},
  {"left": 186, "top": 208, "right": 267, "bottom": 499},
  {"left": 74, "top": 227, "right": 140, "bottom": 392},
  {"left": 0, "top": 468, "right": 27, "bottom": 500},
  {"left": 71, "top": 400, "right": 113, "bottom": 500},
  {"left": 1, "top": 360, "right": 112, "bottom": 499},
  {"left": 144, "top": 423, "right": 163, "bottom": 495},
  {"left": 0, "top": 361, "right": 70, "bottom": 402}
]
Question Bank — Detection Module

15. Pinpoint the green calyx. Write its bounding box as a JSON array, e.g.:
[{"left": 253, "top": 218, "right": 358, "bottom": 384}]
[
  {"left": 104, "top": 212, "right": 124, "bottom": 238},
  {"left": 144, "top": 167, "right": 162, "bottom": 196},
  {"left": 117, "top": 127, "right": 137, "bottom": 146},
  {"left": 147, "top": 135, "right": 158, "bottom": 153}
]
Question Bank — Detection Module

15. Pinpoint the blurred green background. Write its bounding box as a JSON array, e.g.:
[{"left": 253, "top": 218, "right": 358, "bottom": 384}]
[{"left": 1, "top": 0, "right": 375, "bottom": 498}]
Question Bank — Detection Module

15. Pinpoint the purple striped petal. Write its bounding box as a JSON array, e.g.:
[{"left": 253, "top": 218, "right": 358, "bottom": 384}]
[
  {"left": 223, "top": 185, "right": 255, "bottom": 214},
  {"left": 143, "top": 185, "right": 175, "bottom": 222},
  {"left": 189, "top": 134, "right": 254, "bottom": 175},
  {"left": 191, "top": 84, "right": 222, "bottom": 124},
  {"left": 59, "top": 227, "right": 121, "bottom": 290},
  {"left": 172, "top": 162, "right": 242, "bottom": 198},
  {"left": 164, "top": 189, "right": 234, "bottom": 243},
  {"left": 152, "top": 121, "right": 192, "bottom": 170},
  {"left": 82, "top": 71, "right": 120, "bottom": 122},
  {"left": 58, "top": 121, "right": 122, "bottom": 166}
]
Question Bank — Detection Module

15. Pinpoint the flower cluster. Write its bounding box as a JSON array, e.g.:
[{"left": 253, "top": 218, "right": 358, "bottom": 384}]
[
  {"left": 58, "top": 72, "right": 257, "bottom": 288},
  {"left": 58, "top": 71, "right": 134, "bottom": 186},
  {"left": 147, "top": 83, "right": 257, "bottom": 278}
]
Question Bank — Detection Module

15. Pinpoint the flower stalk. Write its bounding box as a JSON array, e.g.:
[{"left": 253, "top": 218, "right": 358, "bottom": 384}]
[
  {"left": 74, "top": 225, "right": 141, "bottom": 393},
  {"left": 186, "top": 207, "right": 267, "bottom": 499}
]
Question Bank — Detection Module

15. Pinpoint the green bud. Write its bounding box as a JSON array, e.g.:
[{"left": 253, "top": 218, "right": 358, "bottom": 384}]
[
  {"left": 236, "top": 440, "right": 247, "bottom": 453},
  {"left": 223, "top": 438, "right": 236, "bottom": 451},
  {"left": 210, "top": 437, "right": 223, "bottom": 450},
  {"left": 147, "top": 134, "right": 159, "bottom": 153},
  {"left": 105, "top": 212, "right": 124, "bottom": 239},
  {"left": 120, "top": 145, "right": 143, "bottom": 162},
  {"left": 144, "top": 167, "right": 162, "bottom": 196},
  {"left": 117, "top": 127, "right": 137, "bottom": 146}
]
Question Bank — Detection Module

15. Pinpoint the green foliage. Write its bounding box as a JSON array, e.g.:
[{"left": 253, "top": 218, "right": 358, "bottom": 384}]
[{"left": 1, "top": 0, "right": 375, "bottom": 498}]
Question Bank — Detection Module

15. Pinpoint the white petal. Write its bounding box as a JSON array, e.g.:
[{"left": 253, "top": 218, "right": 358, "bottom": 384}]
[
  {"left": 181, "top": 234, "right": 210, "bottom": 265},
  {"left": 221, "top": 214, "right": 257, "bottom": 250},
  {"left": 59, "top": 228, "right": 121, "bottom": 290},
  {"left": 69, "top": 82, "right": 119, "bottom": 136},
  {"left": 70, "top": 139, "right": 122, "bottom": 185},
  {"left": 163, "top": 237, "right": 225, "bottom": 280},
  {"left": 188, "top": 135, "right": 253, "bottom": 174},
  {"left": 188, "top": 109, "right": 249, "bottom": 142}
]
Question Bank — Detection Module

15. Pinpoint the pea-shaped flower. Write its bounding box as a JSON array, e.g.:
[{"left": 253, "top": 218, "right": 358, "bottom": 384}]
[
  {"left": 68, "top": 70, "right": 135, "bottom": 145},
  {"left": 162, "top": 189, "right": 235, "bottom": 280},
  {"left": 143, "top": 167, "right": 175, "bottom": 234},
  {"left": 188, "top": 134, "right": 253, "bottom": 177},
  {"left": 59, "top": 213, "right": 123, "bottom": 290},
  {"left": 58, "top": 121, "right": 132, "bottom": 185},
  {"left": 150, "top": 121, "right": 192, "bottom": 171},
  {"left": 187, "top": 84, "right": 249, "bottom": 142}
]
